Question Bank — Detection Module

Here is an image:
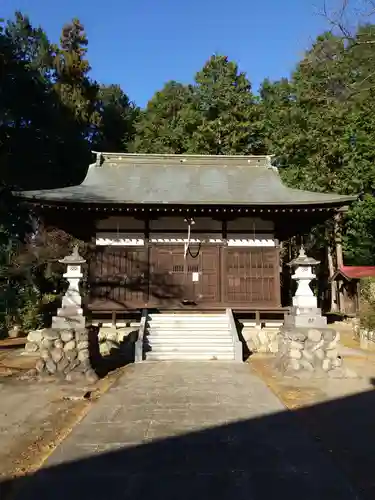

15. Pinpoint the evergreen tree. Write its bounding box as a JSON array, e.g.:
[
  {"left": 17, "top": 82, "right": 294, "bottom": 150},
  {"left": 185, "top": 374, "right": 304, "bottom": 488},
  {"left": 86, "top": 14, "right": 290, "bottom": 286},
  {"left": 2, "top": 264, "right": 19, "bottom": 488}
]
[
  {"left": 4, "top": 11, "right": 54, "bottom": 78},
  {"left": 53, "top": 19, "right": 100, "bottom": 138},
  {"left": 0, "top": 12, "right": 136, "bottom": 333},
  {"left": 258, "top": 30, "right": 375, "bottom": 264},
  {"left": 94, "top": 84, "right": 139, "bottom": 152},
  {"left": 0, "top": 15, "right": 91, "bottom": 189},
  {"left": 188, "top": 55, "right": 264, "bottom": 154},
  {"left": 133, "top": 81, "right": 194, "bottom": 153},
  {"left": 134, "top": 55, "right": 265, "bottom": 155}
]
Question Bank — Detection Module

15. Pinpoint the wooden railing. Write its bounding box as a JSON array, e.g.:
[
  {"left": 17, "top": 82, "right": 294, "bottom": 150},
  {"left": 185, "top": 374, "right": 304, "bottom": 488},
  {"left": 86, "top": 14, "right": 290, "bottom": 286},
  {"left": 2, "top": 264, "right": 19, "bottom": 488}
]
[{"left": 243, "top": 307, "right": 291, "bottom": 326}]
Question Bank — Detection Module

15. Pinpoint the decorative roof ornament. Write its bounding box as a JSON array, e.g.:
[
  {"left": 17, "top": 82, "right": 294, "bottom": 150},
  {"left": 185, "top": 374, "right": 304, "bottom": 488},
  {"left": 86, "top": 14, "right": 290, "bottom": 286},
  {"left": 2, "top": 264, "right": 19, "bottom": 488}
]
[
  {"left": 92, "top": 151, "right": 103, "bottom": 167},
  {"left": 265, "top": 154, "right": 278, "bottom": 172},
  {"left": 59, "top": 244, "right": 86, "bottom": 265},
  {"left": 288, "top": 246, "right": 320, "bottom": 268}
]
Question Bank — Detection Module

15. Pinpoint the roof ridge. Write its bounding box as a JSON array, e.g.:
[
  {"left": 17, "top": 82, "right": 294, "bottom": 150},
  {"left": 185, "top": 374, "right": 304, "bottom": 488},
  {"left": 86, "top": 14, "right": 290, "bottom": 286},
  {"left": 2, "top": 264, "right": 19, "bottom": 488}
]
[
  {"left": 91, "top": 151, "right": 275, "bottom": 159},
  {"left": 91, "top": 152, "right": 276, "bottom": 169}
]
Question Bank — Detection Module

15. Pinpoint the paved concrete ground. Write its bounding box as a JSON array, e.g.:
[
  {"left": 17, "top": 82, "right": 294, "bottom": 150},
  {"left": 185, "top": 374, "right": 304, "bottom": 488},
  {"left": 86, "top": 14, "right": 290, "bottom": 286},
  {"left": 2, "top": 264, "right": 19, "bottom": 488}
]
[{"left": 12, "top": 362, "right": 359, "bottom": 500}]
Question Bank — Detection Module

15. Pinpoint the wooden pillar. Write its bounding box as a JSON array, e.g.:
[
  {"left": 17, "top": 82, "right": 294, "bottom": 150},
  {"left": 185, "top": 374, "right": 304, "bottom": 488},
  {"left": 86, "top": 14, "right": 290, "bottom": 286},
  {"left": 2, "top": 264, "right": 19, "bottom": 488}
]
[
  {"left": 335, "top": 212, "right": 344, "bottom": 269},
  {"left": 356, "top": 280, "right": 361, "bottom": 315},
  {"left": 144, "top": 217, "right": 150, "bottom": 306},
  {"left": 327, "top": 244, "right": 338, "bottom": 312},
  {"left": 255, "top": 310, "right": 260, "bottom": 326},
  {"left": 222, "top": 219, "right": 227, "bottom": 242},
  {"left": 335, "top": 212, "right": 344, "bottom": 312},
  {"left": 112, "top": 311, "right": 117, "bottom": 328}
]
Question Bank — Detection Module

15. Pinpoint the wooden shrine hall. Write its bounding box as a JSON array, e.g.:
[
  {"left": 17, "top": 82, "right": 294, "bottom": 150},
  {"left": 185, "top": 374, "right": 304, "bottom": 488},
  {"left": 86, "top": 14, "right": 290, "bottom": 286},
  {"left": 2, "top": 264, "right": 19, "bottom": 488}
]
[{"left": 18, "top": 153, "right": 356, "bottom": 320}]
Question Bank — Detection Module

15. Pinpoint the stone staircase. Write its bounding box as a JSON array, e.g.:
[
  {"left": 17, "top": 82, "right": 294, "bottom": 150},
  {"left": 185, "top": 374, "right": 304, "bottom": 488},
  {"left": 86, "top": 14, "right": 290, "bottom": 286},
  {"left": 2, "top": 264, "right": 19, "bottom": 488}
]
[{"left": 143, "top": 311, "right": 242, "bottom": 361}]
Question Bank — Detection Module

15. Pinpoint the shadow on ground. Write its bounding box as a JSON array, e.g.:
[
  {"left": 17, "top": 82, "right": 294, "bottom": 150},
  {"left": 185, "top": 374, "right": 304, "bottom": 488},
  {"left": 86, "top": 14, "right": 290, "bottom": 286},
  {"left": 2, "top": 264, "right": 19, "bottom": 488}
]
[
  {"left": 234, "top": 318, "right": 253, "bottom": 361},
  {"left": 88, "top": 325, "right": 137, "bottom": 378},
  {"left": 2, "top": 386, "right": 375, "bottom": 500}
]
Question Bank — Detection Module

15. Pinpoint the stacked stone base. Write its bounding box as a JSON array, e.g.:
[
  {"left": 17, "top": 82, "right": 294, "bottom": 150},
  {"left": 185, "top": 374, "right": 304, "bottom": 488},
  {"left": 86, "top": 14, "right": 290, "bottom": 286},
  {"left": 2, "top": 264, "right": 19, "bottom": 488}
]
[
  {"left": 26, "top": 328, "right": 98, "bottom": 384},
  {"left": 276, "top": 326, "right": 356, "bottom": 378},
  {"left": 242, "top": 326, "right": 279, "bottom": 354}
]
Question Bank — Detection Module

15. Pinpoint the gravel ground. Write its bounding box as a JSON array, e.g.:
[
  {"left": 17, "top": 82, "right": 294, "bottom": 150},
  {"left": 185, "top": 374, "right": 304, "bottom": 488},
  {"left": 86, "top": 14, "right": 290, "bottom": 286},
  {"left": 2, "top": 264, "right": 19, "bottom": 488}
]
[
  {"left": 249, "top": 346, "right": 375, "bottom": 500},
  {"left": 0, "top": 346, "right": 125, "bottom": 500}
]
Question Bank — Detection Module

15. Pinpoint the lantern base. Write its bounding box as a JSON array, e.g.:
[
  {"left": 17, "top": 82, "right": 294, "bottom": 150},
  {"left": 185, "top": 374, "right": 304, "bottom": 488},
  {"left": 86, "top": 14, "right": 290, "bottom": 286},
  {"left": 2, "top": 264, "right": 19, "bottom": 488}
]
[
  {"left": 284, "top": 306, "right": 327, "bottom": 328},
  {"left": 52, "top": 315, "right": 86, "bottom": 330}
]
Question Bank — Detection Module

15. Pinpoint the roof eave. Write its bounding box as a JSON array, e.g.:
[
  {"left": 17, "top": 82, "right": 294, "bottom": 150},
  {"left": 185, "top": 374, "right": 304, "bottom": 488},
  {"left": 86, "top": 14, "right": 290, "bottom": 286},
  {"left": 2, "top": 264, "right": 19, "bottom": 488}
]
[
  {"left": 330, "top": 270, "right": 354, "bottom": 282},
  {"left": 16, "top": 196, "right": 357, "bottom": 211},
  {"left": 16, "top": 198, "right": 358, "bottom": 207}
]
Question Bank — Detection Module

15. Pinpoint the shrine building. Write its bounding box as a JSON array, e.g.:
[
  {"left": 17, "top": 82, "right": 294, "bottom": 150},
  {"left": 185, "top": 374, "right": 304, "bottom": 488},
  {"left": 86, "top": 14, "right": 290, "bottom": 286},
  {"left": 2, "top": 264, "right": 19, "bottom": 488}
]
[{"left": 17, "top": 153, "right": 356, "bottom": 329}]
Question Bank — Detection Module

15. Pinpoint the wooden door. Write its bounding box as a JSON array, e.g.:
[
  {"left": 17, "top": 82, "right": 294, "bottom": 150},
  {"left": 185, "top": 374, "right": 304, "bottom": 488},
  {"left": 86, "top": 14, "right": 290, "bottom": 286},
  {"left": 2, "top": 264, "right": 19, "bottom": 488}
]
[
  {"left": 223, "top": 247, "right": 280, "bottom": 306},
  {"left": 89, "top": 247, "right": 147, "bottom": 308},
  {"left": 149, "top": 245, "right": 191, "bottom": 305},
  {"left": 149, "top": 244, "right": 221, "bottom": 307},
  {"left": 194, "top": 246, "right": 220, "bottom": 304}
]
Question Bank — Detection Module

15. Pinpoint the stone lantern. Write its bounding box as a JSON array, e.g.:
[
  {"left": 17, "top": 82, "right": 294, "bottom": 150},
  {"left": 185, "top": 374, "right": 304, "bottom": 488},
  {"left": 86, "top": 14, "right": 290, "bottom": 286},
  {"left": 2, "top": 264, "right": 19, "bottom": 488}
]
[
  {"left": 276, "top": 246, "right": 347, "bottom": 377},
  {"left": 52, "top": 245, "right": 86, "bottom": 329},
  {"left": 290, "top": 246, "right": 320, "bottom": 313},
  {"left": 285, "top": 246, "right": 327, "bottom": 328}
]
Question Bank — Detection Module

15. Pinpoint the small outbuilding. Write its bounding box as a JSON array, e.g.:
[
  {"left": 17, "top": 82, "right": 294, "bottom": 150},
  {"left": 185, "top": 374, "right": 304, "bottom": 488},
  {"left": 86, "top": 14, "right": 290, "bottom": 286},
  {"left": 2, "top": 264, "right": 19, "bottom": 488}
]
[{"left": 330, "top": 266, "right": 375, "bottom": 316}]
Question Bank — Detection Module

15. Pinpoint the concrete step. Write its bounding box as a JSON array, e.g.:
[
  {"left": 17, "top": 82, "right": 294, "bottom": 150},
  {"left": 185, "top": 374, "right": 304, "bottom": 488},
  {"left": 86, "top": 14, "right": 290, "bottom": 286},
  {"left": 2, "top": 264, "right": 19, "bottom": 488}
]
[
  {"left": 145, "top": 352, "right": 235, "bottom": 361},
  {"left": 146, "top": 323, "right": 229, "bottom": 332},
  {"left": 148, "top": 318, "right": 227, "bottom": 323},
  {"left": 147, "top": 327, "right": 231, "bottom": 332},
  {"left": 145, "top": 330, "right": 232, "bottom": 342},
  {"left": 148, "top": 318, "right": 228, "bottom": 322},
  {"left": 149, "top": 313, "right": 226, "bottom": 318},
  {"left": 149, "top": 339, "right": 233, "bottom": 347},
  {"left": 147, "top": 336, "right": 233, "bottom": 344},
  {"left": 144, "top": 312, "right": 235, "bottom": 362},
  {"left": 149, "top": 322, "right": 229, "bottom": 329},
  {"left": 145, "top": 331, "right": 232, "bottom": 342},
  {"left": 148, "top": 316, "right": 227, "bottom": 323},
  {"left": 149, "top": 344, "right": 234, "bottom": 352},
  {"left": 148, "top": 317, "right": 228, "bottom": 322}
]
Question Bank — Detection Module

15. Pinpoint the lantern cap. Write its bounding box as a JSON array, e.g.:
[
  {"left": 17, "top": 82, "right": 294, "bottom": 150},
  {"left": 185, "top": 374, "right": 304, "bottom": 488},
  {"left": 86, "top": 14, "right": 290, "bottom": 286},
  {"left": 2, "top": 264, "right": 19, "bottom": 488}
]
[
  {"left": 288, "top": 246, "right": 320, "bottom": 267},
  {"left": 59, "top": 245, "right": 86, "bottom": 265}
]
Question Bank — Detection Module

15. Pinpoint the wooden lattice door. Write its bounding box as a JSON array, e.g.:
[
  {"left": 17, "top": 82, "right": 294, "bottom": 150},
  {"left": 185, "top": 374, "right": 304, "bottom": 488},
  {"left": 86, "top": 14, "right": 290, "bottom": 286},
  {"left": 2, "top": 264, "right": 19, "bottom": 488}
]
[
  {"left": 149, "top": 245, "right": 221, "bottom": 306},
  {"left": 223, "top": 247, "right": 280, "bottom": 306},
  {"left": 89, "top": 247, "right": 147, "bottom": 307},
  {"left": 149, "top": 245, "right": 192, "bottom": 305},
  {"left": 193, "top": 246, "right": 220, "bottom": 304}
]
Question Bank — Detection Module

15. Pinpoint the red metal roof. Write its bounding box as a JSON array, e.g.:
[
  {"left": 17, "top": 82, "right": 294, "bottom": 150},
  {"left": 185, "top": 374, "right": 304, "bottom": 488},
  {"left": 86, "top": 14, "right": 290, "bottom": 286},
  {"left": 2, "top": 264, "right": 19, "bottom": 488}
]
[{"left": 340, "top": 266, "right": 375, "bottom": 279}]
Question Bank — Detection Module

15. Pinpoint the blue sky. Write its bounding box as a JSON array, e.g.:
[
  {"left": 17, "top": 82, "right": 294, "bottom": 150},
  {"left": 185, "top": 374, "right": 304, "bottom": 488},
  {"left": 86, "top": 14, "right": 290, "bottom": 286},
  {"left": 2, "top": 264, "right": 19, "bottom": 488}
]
[{"left": 3, "top": 0, "right": 340, "bottom": 107}]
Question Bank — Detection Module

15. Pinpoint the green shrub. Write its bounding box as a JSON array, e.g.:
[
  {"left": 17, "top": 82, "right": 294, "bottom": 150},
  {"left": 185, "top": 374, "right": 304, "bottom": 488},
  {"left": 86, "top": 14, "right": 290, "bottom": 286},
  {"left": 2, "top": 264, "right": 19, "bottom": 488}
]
[
  {"left": 0, "top": 221, "right": 84, "bottom": 336},
  {"left": 360, "top": 303, "right": 375, "bottom": 332},
  {"left": 361, "top": 277, "right": 375, "bottom": 305},
  {"left": 359, "top": 277, "right": 375, "bottom": 338}
]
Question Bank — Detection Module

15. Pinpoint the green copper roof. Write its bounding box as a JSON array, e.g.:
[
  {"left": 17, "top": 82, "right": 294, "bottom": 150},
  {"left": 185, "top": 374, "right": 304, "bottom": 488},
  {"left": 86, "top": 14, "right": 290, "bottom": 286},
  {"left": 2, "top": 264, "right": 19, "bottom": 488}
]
[{"left": 16, "top": 153, "right": 357, "bottom": 207}]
